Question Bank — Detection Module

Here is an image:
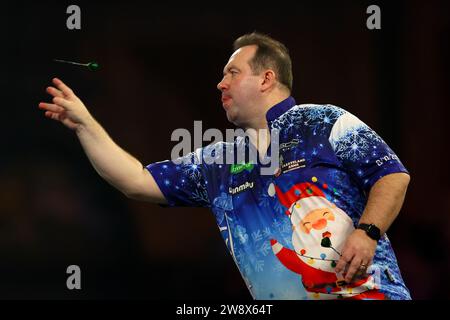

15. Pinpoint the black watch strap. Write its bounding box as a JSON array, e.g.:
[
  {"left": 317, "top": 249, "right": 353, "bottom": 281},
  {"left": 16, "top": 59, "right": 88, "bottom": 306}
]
[{"left": 357, "top": 223, "right": 381, "bottom": 241}]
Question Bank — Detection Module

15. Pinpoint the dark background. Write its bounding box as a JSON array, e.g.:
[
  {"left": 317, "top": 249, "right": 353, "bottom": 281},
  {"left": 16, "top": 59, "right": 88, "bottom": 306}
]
[{"left": 0, "top": 0, "right": 448, "bottom": 299}]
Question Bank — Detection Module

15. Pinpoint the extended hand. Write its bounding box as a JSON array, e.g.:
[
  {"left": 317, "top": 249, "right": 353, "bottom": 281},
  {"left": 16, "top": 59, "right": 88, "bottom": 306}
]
[
  {"left": 335, "top": 229, "right": 377, "bottom": 283},
  {"left": 38, "top": 78, "right": 92, "bottom": 131}
]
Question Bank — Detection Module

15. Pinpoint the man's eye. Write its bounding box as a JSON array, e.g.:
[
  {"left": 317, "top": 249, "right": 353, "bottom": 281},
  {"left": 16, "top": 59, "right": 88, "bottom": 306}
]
[
  {"left": 303, "top": 222, "right": 311, "bottom": 226},
  {"left": 323, "top": 211, "right": 329, "bottom": 216}
]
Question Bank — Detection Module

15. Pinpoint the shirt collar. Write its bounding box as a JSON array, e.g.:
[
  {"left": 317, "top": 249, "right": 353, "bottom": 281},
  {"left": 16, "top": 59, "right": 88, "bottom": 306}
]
[{"left": 265, "top": 96, "right": 297, "bottom": 124}]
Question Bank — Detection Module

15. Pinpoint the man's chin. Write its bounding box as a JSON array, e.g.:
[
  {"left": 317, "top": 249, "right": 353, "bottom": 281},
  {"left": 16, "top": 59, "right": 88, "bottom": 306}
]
[
  {"left": 224, "top": 105, "right": 246, "bottom": 127},
  {"left": 225, "top": 109, "right": 238, "bottom": 125}
]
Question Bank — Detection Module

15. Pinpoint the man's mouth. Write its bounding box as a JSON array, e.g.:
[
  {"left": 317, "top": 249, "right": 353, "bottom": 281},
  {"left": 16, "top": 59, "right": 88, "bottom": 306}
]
[
  {"left": 221, "top": 95, "right": 232, "bottom": 109},
  {"left": 221, "top": 95, "right": 231, "bottom": 103}
]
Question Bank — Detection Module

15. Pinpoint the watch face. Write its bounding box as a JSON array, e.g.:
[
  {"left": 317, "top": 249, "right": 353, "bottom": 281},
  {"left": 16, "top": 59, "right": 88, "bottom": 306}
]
[
  {"left": 359, "top": 224, "right": 381, "bottom": 240},
  {"left": 367, "top": 224, "right": 381, "bottom": 240}
]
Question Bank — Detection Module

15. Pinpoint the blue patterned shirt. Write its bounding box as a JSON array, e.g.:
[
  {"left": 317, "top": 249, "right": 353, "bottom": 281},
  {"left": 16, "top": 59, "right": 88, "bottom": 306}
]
[{"left": 146, "top": 97, "right": 411, "bottom": 300}]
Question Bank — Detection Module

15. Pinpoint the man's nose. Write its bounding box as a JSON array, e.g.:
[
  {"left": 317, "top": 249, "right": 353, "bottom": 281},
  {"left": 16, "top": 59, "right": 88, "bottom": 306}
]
[{"left": 217, "top": 79, "right": 227, "bottom": 91}]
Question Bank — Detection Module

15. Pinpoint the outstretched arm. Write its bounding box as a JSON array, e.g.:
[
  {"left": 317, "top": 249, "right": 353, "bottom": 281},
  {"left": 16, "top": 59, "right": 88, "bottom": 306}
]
[
  {"left": 335, "top": 172, "right": 410, "bottom": 282},
  {"left": 38, "top": 78, "right": 166, "bottom": 203}
]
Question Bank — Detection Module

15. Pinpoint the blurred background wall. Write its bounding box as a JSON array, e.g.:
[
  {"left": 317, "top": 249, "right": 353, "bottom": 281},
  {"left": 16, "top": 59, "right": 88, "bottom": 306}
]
[{"left": 0, "top": 0, "right": 448, "bottom": 299}]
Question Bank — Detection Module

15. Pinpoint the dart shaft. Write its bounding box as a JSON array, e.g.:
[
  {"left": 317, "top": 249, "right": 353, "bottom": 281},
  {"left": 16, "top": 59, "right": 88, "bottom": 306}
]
[
  {"left": 54, "top": 59, "right": 88, "bottom": 66},
  {"left": 53, "top": 59, "right": 99, "bottom": 71}
]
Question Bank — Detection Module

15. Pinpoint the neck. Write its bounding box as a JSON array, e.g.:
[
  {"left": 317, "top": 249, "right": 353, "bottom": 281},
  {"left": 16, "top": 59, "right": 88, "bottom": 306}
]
[
  {"left": 243, "top": 90, "right": 290, "bottom": 131},
  {"left": 242, "top": 90, "right": 290, "bottom": 157}
]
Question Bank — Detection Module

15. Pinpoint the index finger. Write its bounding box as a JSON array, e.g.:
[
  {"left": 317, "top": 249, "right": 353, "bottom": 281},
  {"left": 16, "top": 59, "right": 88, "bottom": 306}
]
[
  {"left": 335, "top": 254, "right": 352, "bottom": 273},
  {"left": 52, "top": 78, "right": 73, "bottom": 97},
  {"left": 344, "top": 258, "right": 363, "bottom": 283}
]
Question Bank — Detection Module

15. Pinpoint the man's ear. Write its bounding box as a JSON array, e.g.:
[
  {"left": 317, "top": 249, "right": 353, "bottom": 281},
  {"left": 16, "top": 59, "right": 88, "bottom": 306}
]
[{"left": 261, "top": 70, "right": 276, "bottom": 91}]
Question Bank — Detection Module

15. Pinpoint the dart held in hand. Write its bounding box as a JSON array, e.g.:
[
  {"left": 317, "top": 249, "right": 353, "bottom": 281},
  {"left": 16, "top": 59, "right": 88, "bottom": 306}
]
[{"left": 54, "top": 59, "right": 100, "bottom": 71}]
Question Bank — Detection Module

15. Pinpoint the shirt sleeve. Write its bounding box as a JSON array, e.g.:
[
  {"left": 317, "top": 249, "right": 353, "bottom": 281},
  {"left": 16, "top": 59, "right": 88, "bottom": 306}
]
[
  {"left": 328, "top": 111, "right": 409, "bottom": 191},
  {"left": 145, "top": 149, "right": 211, "bottom": 207}
]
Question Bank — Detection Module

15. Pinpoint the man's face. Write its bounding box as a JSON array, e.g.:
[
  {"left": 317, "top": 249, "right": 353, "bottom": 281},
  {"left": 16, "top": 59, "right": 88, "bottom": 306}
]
[{"left": 217, "top": 45, "right": 263, "bottom": 127}]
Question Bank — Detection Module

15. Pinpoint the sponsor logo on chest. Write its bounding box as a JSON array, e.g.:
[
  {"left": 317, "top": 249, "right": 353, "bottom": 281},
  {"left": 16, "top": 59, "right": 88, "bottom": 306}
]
[
  {"left": 281, "top": 158, "right": 306, "bottom": 173},
  {"left": 230, "top": 163, "right": 254, "bottom": 174},
  {"left": 275, "top": 154, "right": 306, "bottom": 176},
  {"left": 280, "top": 138, "right": 300, "bottom": 152},
  {"left": 229, "top": 181, "right": 254, "bottom": 195}
]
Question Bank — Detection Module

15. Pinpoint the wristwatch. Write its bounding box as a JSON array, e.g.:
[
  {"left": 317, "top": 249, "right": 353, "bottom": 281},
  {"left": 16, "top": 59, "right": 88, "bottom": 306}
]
[{"left": 357, "top": 223, "right": 381, "bottom": 241}]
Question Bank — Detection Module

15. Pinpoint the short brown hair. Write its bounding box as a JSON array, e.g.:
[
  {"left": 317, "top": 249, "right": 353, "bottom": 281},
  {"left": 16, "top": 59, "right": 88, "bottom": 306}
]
[{"left": 233, "top": 32, "right": 293, "bottom": 92}]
